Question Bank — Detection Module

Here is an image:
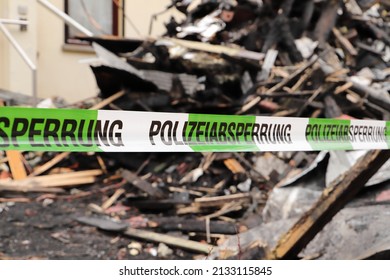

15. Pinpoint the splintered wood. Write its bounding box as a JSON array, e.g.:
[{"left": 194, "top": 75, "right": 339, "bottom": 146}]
[
  {"left": 195, "top": 193, "right": 251, "bottom": 208},
  {"left": 223, "top": 158, "right": 246, "bottom": 174},
  {"left": 0, "top": 169, "right": 103, "bottom": 192},
  {"left": 267, "top": 55, "right": 319, "bottom": 93},
  {"left": 6, "top": 151, "right": 27, "bottom": 180},
  {"left": 89, "top": 90, "right": 125, "bottom": 110},
  {"left": 29, "top": 152, "right": 70, "bottom": 177}
]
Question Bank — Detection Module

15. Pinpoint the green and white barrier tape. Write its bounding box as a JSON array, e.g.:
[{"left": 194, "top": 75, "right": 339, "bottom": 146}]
[{"left": 0, "top": 107, "right": 389, "bottom": 152}]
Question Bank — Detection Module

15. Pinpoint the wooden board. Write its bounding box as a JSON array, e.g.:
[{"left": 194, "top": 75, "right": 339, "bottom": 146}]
[{"left": 6, "top": 150, "right": 27, "bottom": 180}]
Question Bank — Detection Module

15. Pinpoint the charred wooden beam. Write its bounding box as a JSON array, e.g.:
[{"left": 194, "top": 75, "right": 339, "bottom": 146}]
[
  {"left": 262, "top": 14, "right": 303, "bottom": 63},
  {"left": 267, "top": 55, "right": 318, "bottom": 93},
  {"left": 313, "top": 0, "right": 342, "bottom": 45},
  {"left": 324, "top": 95, "right": 343, "bottom": 118},
  {"left": 121, "top": 169, "right": 166, "bottom": 199},
  {"left": 150, "top": 217, "right": 237, "bottom": 234},
  {"left": 76, "top": 216, "right": 213, "bottom": 254},
  {"left": 271, "top": 149, "right": 390, "bottom": 259},
  {"left": 123, "top": 227, "right": 213, "bottom": 254}
]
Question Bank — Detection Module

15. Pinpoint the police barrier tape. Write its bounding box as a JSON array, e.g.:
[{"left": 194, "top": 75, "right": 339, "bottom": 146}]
[{"left": 0, "top": 107, "right": 389, "bottom": 152}]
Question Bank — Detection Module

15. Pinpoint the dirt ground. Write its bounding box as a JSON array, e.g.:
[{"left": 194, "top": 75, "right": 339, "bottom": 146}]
[{"left": 0, "top": 189, "right": 192, "bottom": 260}]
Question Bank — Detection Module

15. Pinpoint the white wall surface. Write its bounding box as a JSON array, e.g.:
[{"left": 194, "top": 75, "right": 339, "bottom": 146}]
[{"left": 0, "top": 0, "right": 37, "bottom": 98}]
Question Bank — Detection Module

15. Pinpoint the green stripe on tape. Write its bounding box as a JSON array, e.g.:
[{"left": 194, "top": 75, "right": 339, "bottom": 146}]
[
  {"left": 306, "top": 118, "right": 353, "bottom": 150},
  {"left": 187, "top": 114, "right": 260, "bottom": 152},
  {"left": 387, "top": 121, "right": 390, "bottom": 149},
  {"left": 0, "top": 107, "right": 100, "bottom": 152}
]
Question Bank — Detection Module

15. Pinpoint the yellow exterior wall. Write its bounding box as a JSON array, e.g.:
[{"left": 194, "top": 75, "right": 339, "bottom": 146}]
[
  {"left": 0, "top": 0, "right": 37, "bottom": 98},
  {"left": 0, "top": 0, "right": 182, "bottom": 103},
  {"left": 37, "top": 0, "right": 97, "bottom": 103},
  {"left": 0, "top": 0, "right": 10, "bottom": 89}
]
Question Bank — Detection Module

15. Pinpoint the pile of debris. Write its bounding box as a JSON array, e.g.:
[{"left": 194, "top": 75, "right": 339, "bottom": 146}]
[
  {"left": 1, "top": 0, "right": 390, "bottom": 259},
  {"left": 88, "top": 0, "right": 390, "bottom": 120}
]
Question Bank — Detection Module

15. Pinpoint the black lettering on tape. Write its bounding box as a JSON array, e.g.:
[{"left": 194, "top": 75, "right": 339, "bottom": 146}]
[
  {"left": 252, "top": 123, "right": 260, "bottom": 143},
  {"left": 219, "top": 122, "right": 227, "bottom": 143},
  {"left": 244, "top": 123, "right": 252, "bottom": 143},
  {"left": 227, "top": 122, "right": 236, "bottom": 144},
  {"left": 209, "top": 122, "right": 218, "bottom": 143},
  {"left": 343, "top": 125, "right": 349, "bottom": 141},
  {"left": 236, "top": 123, "right": 245, "bottom": 140},
  {"left": 268, "top": 124, "right": 276, "bottom": 144},
  {"left": 0, "top": 117, "right": 10, "bottom": 147},
  {"left": 78, "top": 119, "right": 94, "bottom": 147},
  {"left": 29, "top": 118, "right": 44, "bottom": 147},
  {"left": 285, "top": 124, "right": 292, "bottom": 143},
  {"left": 161, "top": 121, "right": 173, "bottom": 145},
  {"left": 109, "top": 120, "right": 124, "bottom": 147},
  {"left": 363, "top": 126, "right": 368, "bottom": 142},
  {"left": 312, "top": 124, "right": 319, "bottom": 141},
  {"left": 182, "top": 121, "right": 188, "bottom": 144},
  {"left": 260, "top": 124, "right": 268, "bottom": 144},
  {"left": 349, "top": 126, "right": 354, "bottom": 142},
  {"left": 62, "top": 119, "right": 79, "bottom": 147},
  {"left": 173, "top": 121, "right": 184, "bottom": 145},
  {"left": 149, "top": 121, "right": 161, "bottom": 145},
  {"left": 43, "top": 119, "right": 61, "bottom": 147},
  {"left": 95, "top": 120, "right": 110, "bottom": 147},
  {"left": 196, "top": 121, "right": 206, "bottom": 143},
  {"left": 273, "top": 124, "right": 283, "bottom": 144},
  {"left": 204, "top": 122, "right": 210, "bottom": 143},
  {"left": 12, "top": 118, "right": 28, "bottom": 147},
  {"left": 187, "top": 122, "right": 197, "bottom": 143}
]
